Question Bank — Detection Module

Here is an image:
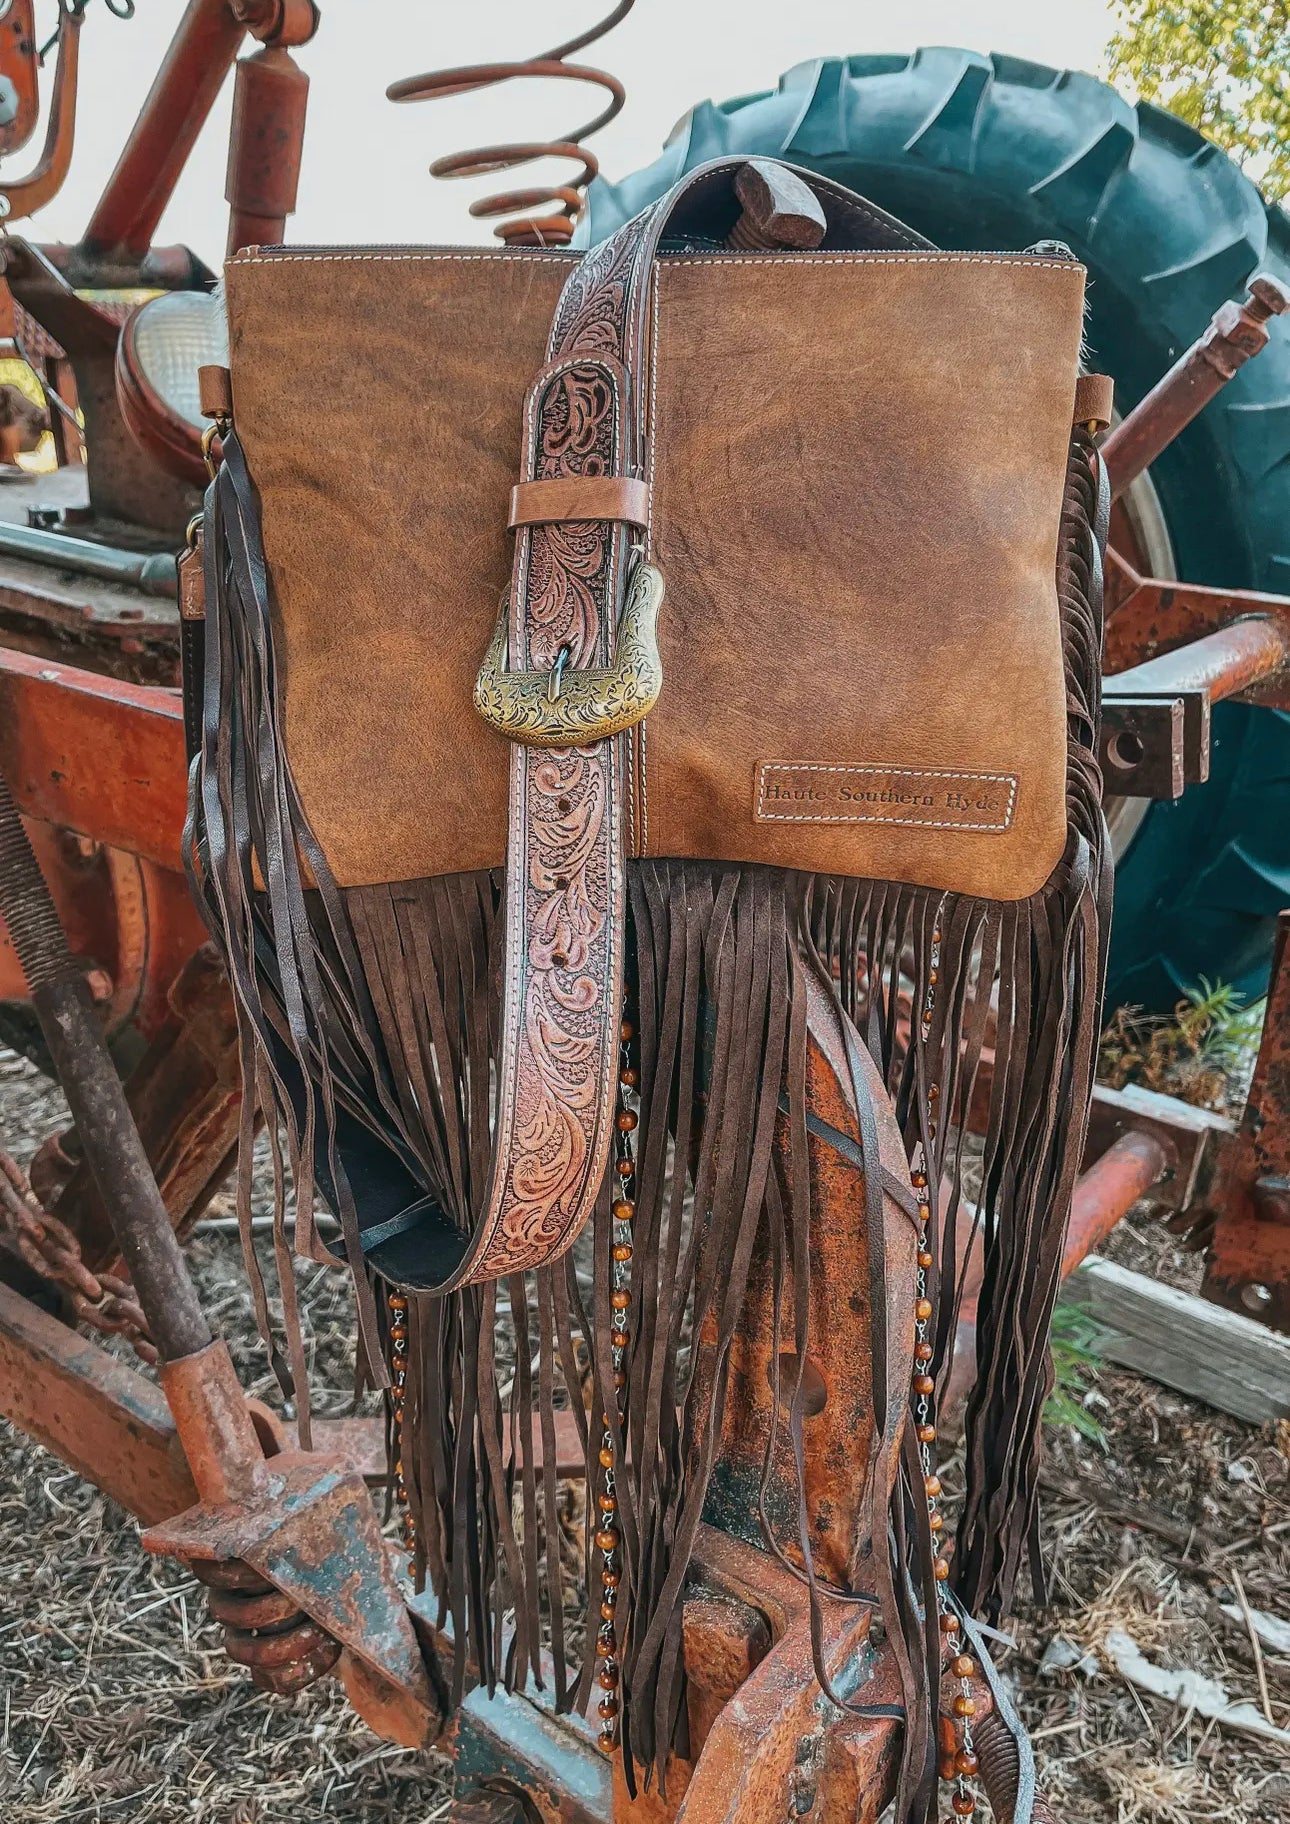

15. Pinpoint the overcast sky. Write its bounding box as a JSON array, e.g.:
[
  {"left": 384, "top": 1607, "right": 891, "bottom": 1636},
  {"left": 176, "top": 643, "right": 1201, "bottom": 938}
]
[{"left": 25, "top": 0, "right": 1118, "bottom": 264}]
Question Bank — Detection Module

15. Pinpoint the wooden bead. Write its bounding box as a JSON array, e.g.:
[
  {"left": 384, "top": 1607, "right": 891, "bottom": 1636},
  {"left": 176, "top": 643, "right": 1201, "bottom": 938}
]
[
  {"left": 598, "top": 1664, "right": 619, "bottom": 1689},
  {"left": 596, "top": 1634, "right": 615, "bottom": 1658},
  {"left": 598, "top": 1731, "right": 617, "bottom": 1755},
  {"left": 616, "top": 1108, "right": 638, "bottom": 1133},
  {"left": 620, "top": 1019, "right": 633, "bottom": 1042},
  {"left": 598, "top": 1695, "right": 619, "bottom": 1719},
  {"left": 617, "top": 1158, "right": 634, "bottom": 1179},
  {"left": 918, "top": 1250, "right": 934, "bottom": 1270},
  {"left": 915, "top": 1297, "right": 933, "bottom": 1321},
  {"left": 612, "top": 1198, "right": 634, "bottom": 1221},
  {"left": 929, "top": 1512, "right": 944, "bottom": 1533},
  {"left": 620, "top": 1066, "right": 638, "bottom": 1088},
  {"left": 955, "top": 1749, "right": 979, "bottom": 1777},
  {"left": 602, "top": 1569, "right": 620, "bottom": 1589},
  {"left": 925, "top": 1474, "right": 942, "bottom": 1498},
  {"left": 601, "top": 1600, "right": 617, "bottom": 1622},
  {"left": 613, "top": 1243, "right": 633, "bottom": 1262},
  {"left": 915, "top": 1342, "right": 934, "bottom": 1363},
  {"left": 611, "top": 1328, "right": 630, "bottom": 1349},
  {"left": 613, "top": 1369, "right": 627, "bottom": 1388},
  {"left": 917, "top": 1423, "right": 936, "bottom": 1444},
  {"left": 929, "top": 1082, "right": 941, "bottom": 1099},
  {"left": 940, "top": 1613, "right": 959, "bottom": 1635},
  {"left": 951, "top": 1795, "right": 974, "bottom": 1817},
  {"left": 611, "top": 1290, "right": 631, "bottom": 1311},
  {"left": 912, "top": 1171, "right": 928, "bottom": 1189},
  {"left": 934, "top": 1558, "right": 951, "bottom": 1582},
  {"left": 913, "top": 1374, "right": 935, "bottom": 1396},
  {"left": 599, "top": 1447, "right": 614, "bottom": 1469},
  {"left": 953, "top": 1694, "right": 976, "bottom": 1718},
  {"left": 929, "top": 969, "right": 939, "bottom": 986},
  {"left": 595, "top": 1527, "right": 620, "bottom": 1553},
  {"left": 388, "top": 1293, "right": 407, "bottom": 1311},
  {"left": 599, "top": 1492, "right": 617, "bottom": 1513},
  {"left": 389, "top": 1323, "right": 407, "bottom": 1342},
  {"left": 951, "top": 1654, "right": 975, "bottom": 1680}
]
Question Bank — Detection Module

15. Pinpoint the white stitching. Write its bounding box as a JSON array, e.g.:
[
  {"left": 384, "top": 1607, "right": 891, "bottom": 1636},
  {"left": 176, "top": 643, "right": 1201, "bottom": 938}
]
[
  {"left": 661, "top": 253, "right": 1079, "bottom": 270},
  {"left": 755, "top": 763, "right": 1019, "bottom": 833},
  {"left": 234, "top": 249, "right": 577, "bottom": 266}
]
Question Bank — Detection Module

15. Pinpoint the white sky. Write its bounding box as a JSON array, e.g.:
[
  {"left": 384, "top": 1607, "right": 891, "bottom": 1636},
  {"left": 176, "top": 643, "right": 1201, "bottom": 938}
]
[{"left": 25, "top": 0, "right": 1118, "bottom": 266}]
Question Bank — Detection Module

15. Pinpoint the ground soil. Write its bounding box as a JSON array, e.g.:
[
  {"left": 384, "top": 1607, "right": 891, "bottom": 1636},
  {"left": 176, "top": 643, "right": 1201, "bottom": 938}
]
[{"left": 0, "top": 1049, "right": 1287, "bottom": 1823}]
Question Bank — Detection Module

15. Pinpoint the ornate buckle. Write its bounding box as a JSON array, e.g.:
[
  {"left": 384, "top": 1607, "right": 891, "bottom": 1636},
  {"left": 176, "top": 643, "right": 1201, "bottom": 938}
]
[{"left": 473, "top": 561, "right": 664, "bottom": 748}]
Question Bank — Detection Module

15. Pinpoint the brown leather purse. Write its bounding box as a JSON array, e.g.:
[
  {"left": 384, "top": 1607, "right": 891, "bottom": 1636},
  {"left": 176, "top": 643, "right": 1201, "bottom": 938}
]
[{"left": 187, "top": 157, "right": 1109, "bottom": 1817}]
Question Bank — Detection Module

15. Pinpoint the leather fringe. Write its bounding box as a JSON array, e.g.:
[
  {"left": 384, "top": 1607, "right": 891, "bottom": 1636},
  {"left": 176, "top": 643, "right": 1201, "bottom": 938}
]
[{"left": 187, "top": 426, "right": 1107, "bottom": 1822}]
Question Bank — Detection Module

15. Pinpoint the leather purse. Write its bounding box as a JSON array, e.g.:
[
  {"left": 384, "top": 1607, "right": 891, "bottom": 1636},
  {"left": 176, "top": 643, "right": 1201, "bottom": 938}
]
[{"left": 186, "top": 157, "right": 1110, "bottom": 1815}]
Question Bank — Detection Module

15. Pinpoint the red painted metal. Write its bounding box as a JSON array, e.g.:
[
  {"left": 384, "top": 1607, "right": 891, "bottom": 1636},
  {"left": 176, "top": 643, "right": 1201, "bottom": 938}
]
[
  {"left": 1061, "top": 1130, "right": 1174, "bottom": 1275},
  {"left": 225, "top": 41, "right": 310, "bottom": 254}
]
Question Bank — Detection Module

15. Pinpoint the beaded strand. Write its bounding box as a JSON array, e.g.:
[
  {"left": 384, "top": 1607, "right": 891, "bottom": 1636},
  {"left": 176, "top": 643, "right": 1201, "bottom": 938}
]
[
  {"left": 388, "top": 1289, "right": 415, "bottom": 1559},
  {"left": 910, "top": 920, "right": 979, "bottom": 1818},
  {"left": 596, "top": 1003, "right": 638, "bottom": 1754}
]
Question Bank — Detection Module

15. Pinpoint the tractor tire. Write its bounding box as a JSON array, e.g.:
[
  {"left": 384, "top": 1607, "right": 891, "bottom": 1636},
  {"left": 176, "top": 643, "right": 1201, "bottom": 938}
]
[{"left": 586, "top": 48, "right": 1290, "bottom": 1014}]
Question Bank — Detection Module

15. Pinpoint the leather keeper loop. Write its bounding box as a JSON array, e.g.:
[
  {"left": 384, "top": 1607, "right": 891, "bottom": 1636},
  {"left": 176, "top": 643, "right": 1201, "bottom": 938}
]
[
  {"left": 1073, "top": 371, "right": 1113, "bottom": 431},
  {"left": 198, "top": 364, "right": 234, "bottom": 421},
  {"left": 509, "top": 475, "right": 651, "bottom": 530}
]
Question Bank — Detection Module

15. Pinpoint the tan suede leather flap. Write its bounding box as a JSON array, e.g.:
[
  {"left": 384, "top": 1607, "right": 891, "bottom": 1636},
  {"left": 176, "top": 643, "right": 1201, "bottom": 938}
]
[{"left": 226, "top": 244, "right": 1085, "bottom": 900}]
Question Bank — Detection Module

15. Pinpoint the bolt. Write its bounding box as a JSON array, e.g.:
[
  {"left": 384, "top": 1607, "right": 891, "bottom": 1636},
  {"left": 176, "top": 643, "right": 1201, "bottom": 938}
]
[{"left": 84, "top": 967, "right": 114, "bottom": 1004}]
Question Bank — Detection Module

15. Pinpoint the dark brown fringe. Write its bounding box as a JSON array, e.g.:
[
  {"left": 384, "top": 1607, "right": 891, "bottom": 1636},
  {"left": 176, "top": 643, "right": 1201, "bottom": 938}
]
[{"left": 188, "top": 426, "right": 1107, "bottom": 1823}]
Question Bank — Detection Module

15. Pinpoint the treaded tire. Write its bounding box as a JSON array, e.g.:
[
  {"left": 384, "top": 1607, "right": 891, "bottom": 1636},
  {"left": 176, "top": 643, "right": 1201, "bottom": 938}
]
[{"left": 587, "top": 49, "right": 1290, "bottom": 1012}]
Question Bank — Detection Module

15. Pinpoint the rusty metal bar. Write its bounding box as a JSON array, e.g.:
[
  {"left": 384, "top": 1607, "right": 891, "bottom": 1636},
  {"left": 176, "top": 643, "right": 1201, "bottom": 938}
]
[
  {"left": 225, "top": 43, "right": 310, "bottom": 254},
  {"left": 81, "top": 0, "right": 248, "bottom": 258},
  {"left": 1062, "top": 1130, "right": 1174, "bottom": 1275},
  {"left": 1107, "top": 615, "right": 1290, "bottom": 702},
  {"left": 1102, "top": 274, "right": 1290, "bottom": 497}
]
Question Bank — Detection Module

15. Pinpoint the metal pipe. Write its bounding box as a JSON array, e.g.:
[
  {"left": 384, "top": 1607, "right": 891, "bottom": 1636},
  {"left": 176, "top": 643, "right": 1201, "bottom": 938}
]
[
  {"left": 0, "top": 770, "right": 211, "bottom": 1361},
  {"left": 81, "top": 0, "right": 247, "bottom": 258},
  {"left": 1062, "top": 1129, "right": 1173, "bottom": 1275},
  {"left": 0, "top": 521, "right": 178, "bottom": 596},
  {"left": 1107, "top": 616, "right": 1290, "bottom": 706}
]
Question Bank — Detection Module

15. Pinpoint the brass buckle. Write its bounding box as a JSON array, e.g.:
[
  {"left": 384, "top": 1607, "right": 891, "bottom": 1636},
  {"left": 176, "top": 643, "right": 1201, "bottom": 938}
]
[{"left": 473, "top": 561, "right": 664, "bottom": 747}]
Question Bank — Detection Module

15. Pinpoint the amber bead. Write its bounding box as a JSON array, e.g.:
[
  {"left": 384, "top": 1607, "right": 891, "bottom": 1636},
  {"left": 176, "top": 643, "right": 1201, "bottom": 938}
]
[
  {"left": 599, "top": 1492, "right": 617, "bottom": 1513},
  {"left": 620, "top": 1019, "right": 633, "bottom": 1042},
  {"left": 598, "top": 1731, "right": 617, "bottom": 1755},
  {"left": 598, "top": 1664, "right": 619, "bottom": 1689},
  {"left": 940, "top": 1612, "right": 959, "bottom": 1636},
  {"left": 934, "top": 1558, "right": 951, "bottom": 1582},
  {"left": 611, "top": 1291, "right": 631, "bottom": 1313},
  {"left": 599, "top": 1446, "right": 614, "bottom": 1469},
  {"left": 616, "top": 1108, "right": 638, "bottom": 1133},
  {"left": 951, "top": 1654, "right": 975, "bottom": 1680},
  {"left": 915, "top": 1297, "right": 933, "bottom": 1321},
  {"left": 602, "top": 1568, "right": 620, "bottom": 1588},
  {"left": 915, "top": 1342, "right": 934, "bottom": 1364},
  {"left": 617, "top": 1158, "right": 634, "bottom": 1179},
  {"left": 953, "top": 1694, "right": 976, "bottom": 1718},
  {"left": 388, "top": 1293, "right": 407, "bottom": 1311},
  {"left": 389, "top": 1323, "right": 407, "bottom": 1343},
  {"left": 598, "top": 1695, "right": 619, "bottom": 1719},
  {"left": 601, "top": 1600, "right": 617, "bottom": 1623},
  {"left": 929, "top": 969, "right": 939, "bottom": 986},
  {"left": 611, "top": 1328, "right": 630, "bottom": 1349},
  {"left": 917, "top": 1423, "right": 936, "bottom": 1444},
  {"left": 913, "top": 1374, "right": 935, "bottom": 1397},
  {"left": 955, "top": 1749, "right": 979, "bottom": 1777},
  {"left": 951, "top": 1795, "right": 974, "bottom": 1818},
  {"left": 929, "top": 1513, "right": 945, "bottom": 1535},
  {"left": 620, "top": 1066, "right": 639, "bottom": 1088},
  {"left": 612, "top": 1197, "right": 635, "bottom": 1221},
  {"left": 938, "top": 1757, "right": 957, "bottom": 1783},
  {"left": 918, "top": 1249, "right": 934, "bottom": 1270},
  {"left": 596, "top": 1634, "right": 615, "bottom": 1658},
  {"left": 912, "top": 1171, "right": 928, "bottom": 1189},
  {"left": 925, "top": 1474, "right": 942, "bottom": 1499},
  {"left": 613, "top": 1243, "right": 634, "bottom": 1262},
  {"left": 595, "top": 1527, "right": 620, "bottom": 1554}
]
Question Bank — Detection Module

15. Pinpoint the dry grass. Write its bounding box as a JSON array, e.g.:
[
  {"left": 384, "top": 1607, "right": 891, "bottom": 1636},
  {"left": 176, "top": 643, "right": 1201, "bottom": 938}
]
[{"left": 2, "top": 1053, "right": 1290, "bottom": 1820}]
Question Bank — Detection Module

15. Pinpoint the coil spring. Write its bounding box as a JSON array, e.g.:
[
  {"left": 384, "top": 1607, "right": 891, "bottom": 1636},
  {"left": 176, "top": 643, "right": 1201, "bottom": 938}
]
[
  {"left": 386, "top": 1, "right": 633, "bottom": 247},
  {"left": 0, "top": 770, "right": 75, "bottom": 992}
]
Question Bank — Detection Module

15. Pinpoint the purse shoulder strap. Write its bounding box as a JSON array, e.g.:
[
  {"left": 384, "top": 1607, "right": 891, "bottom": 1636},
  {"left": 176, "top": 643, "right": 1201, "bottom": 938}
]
[{"left": 448, "top": 157, "right": 930, "bottom": 1289}]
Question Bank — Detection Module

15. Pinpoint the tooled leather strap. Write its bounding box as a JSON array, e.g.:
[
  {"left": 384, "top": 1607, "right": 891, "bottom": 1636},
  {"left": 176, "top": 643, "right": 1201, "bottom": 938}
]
[{"left": 452, "top": 158, "right": 937, "bottom": 1289}]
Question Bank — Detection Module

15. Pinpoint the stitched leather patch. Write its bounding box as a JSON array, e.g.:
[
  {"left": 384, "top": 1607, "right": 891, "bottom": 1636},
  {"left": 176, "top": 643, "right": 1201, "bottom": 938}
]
[{"left": 755, "top": 763, "right": 1018, "bottom": 833}]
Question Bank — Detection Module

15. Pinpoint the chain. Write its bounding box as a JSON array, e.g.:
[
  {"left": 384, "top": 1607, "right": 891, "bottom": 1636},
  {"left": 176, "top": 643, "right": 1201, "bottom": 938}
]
[
  {"left": 0, "top": 1148, "right": 156, "bottom": 1362},
  {"left": 387, "top": 1290, "right": 414, "bottom": 1558},
  {"left": 595, "top": 994, "right": 637, "bottom": 1753}
]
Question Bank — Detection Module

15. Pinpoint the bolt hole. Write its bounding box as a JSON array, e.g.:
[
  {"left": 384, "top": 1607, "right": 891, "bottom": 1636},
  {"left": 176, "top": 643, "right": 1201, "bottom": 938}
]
[
  {"left": 557, "top": 797, "right": 572, "bottom": 814},
  {"left": 1106, "top": 729, "right": 1145, "bottom": 772},
  {"left": 1241, "top": 1282, "right": 1273, "bottom": 1313},
  {"left": 771, "top": 1352, "right": 828, "bottom": 1417}
]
